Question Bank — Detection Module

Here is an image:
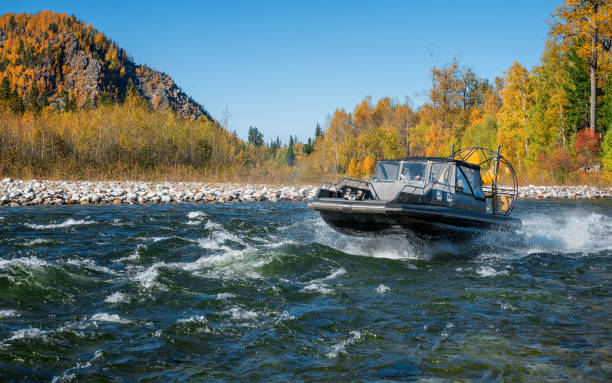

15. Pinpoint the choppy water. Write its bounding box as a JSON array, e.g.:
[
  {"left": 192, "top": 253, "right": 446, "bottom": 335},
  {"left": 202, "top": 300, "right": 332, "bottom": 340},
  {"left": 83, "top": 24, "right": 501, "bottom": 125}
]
[{"left": 0, "top": 200, "right": 611, "bottom": 381}]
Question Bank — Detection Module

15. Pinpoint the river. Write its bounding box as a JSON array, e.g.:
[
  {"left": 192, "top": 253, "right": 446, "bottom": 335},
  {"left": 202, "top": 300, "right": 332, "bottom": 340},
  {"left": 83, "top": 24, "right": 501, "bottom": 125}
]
[{"left": 0, "top": 200, "right": 611, "bottom": 381}]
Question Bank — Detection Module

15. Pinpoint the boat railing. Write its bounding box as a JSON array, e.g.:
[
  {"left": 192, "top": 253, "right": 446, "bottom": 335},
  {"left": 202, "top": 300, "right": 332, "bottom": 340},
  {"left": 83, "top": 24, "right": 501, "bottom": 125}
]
[{"left": 318, "top": 177, "right": 380, "bottom": 200}]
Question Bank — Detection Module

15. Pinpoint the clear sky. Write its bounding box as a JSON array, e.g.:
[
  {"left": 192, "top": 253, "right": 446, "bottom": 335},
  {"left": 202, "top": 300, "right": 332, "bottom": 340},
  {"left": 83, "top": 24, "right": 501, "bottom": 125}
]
[{"left": 2, "top": 0, "right": 559, "bottom": 142}]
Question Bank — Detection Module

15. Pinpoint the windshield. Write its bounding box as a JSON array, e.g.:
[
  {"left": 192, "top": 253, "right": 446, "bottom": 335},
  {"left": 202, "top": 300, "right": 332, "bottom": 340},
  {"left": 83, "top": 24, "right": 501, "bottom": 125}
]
[
  {"left": 373, "top": 161, "right": 400, "bottom": 181},
  {"left": 401, "top": 161, "right": 426, "bottom": 183}
]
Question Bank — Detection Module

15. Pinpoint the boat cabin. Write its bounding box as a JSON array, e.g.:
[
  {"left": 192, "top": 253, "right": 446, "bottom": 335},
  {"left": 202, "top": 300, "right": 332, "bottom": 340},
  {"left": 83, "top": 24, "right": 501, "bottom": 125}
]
[
  {"left": 317, "top": 158, "right": 487, "bottom": 214},
  {"left": 372, "top": 158, "right": 485, "bottom": 213}
]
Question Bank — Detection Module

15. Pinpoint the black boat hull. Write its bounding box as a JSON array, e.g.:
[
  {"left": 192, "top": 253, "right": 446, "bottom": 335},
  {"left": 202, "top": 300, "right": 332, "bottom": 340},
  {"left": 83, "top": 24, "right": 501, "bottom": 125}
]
[{"left": 309, "top": 199, "right": 522, "bottom": 238}]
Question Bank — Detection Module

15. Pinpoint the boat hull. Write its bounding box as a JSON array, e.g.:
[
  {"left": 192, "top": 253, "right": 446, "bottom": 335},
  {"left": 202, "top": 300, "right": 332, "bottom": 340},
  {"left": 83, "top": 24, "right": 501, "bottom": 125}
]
[{"left": 309, "top": 199, "right": 521, "bottom": 238}]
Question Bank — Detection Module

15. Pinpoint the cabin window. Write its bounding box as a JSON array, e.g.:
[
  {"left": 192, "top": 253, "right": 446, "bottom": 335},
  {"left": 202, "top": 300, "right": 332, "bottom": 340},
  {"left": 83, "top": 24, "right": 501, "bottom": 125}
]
[
  {"left": 401, "top": 161, "right": 426, "bottom": 183},
  {"left": 373, "top": 161, "right": 400, "bottom": 181},
  {"left": 460, "top": 166, "right": 484, "bottom": 199},
  {"left": 455, "top": 167, "right": 471, "bottom": 194},
  {"left": 429, "top": 163, "right": 451, "bottom": 185}
]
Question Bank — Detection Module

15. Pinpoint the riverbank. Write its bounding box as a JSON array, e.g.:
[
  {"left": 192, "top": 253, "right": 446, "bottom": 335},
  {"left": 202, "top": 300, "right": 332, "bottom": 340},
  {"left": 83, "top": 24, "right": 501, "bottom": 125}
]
[{"left": 0, "top": 178, "right": 610, "bottom": 207}]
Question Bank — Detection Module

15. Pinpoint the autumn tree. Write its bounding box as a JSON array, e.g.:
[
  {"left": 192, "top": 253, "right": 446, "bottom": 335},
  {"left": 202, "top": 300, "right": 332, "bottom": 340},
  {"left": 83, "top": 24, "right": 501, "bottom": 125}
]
[
  {"left": 430, "top": 58, "right": 462, "bottom": 132},
  {"left": 552, "top": 0, "right": 612, "bottom": 136},
  {"left": 497, "top": 62, "right": 534, "bottom": 168}
]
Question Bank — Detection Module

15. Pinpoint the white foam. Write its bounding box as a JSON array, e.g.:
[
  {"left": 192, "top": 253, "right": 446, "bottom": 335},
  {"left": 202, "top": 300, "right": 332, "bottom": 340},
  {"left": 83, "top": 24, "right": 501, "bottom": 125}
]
[
  {"left": 177, "top": 315, "right": 207, "bottom": 324},
  {"left": 188, "top": 211, "right": 207, "bottom": 219},
  {"left": 224, "top": 307, "right": 258, "bottom": 320},
  {"left": 182, "top": 249, "right": 245, "bottom": 270},
  {"left": 116, "top": 244, "right": 145, "bottom": 263},
  {"left": 197, "top": 228, "right": 245, "bottom": 250},
  {"left": 133, "top": 262, "right": 166, "bottom": 290},
  {"left": 302, "top": 283, "right": 333, "bottom": 294},
  {"left": 322, "top": 267, "right": 346, "bottom": 280},
  {"left": 476, "top": 265, "right": 508, "bottom": 277},
  {"left": 23, "top": 238, "right": 55, "bottom": 246},
  {"left": 312, "top": 218, "right": 427, "bottom": 260},
  {"left": 65, "top": 258, "right": 116, "bottom": 275},
  {"left": 138, "top": 236, "right": 170, "bottom": 243},
  {"left": 204, "top": 221, "right": 223, "bottom": 231},
  {"left": 216, "top": 292, "right": 236, "bottom": 300},
  {"left": 186, "top": 220, "right": 201, "bottom": 226},
  {"left": 0, "top": 256, "right": 49, "bottom": 270},
  {"left": 274, "top": 311, "right": 296, "bottom": 323},
  {"left": 104, "top": 292, "right": 127, "bottom": 303},
  {"left": 0, "top": 309, "right": 18, "bottom": 318},
  {"left": 25, "top": 219, "right": 95, "bottom": 230},
  {"left": 326, "top": 331, "right": 362, "bottom": 358},
  {"left": 375, "top": 284, "right": 390, "bottom": 294},
  {"left": 89, "top": 313, "right": 131, "bottom": 324},
  {"left": 7, "top": 327, "right": 47, "bottom": 341},
  {"left": 51, "top": 349, "right": 103, "bottom": 383},
  {"left": 521, "top": 210, "right": 612, "bottom": 253},
  {"left": 301, "top": 267, "right": 346, "bottom": 295}
]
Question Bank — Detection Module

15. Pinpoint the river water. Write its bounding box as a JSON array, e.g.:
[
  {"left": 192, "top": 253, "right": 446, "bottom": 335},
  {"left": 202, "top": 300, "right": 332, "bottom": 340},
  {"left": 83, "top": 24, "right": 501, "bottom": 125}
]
[{"left": 0, "top": 200, "right": 611, "bottom": 381}]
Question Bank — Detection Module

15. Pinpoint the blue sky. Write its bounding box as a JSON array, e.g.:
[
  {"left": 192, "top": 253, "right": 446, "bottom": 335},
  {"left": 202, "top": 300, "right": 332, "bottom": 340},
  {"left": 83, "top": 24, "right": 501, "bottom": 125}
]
[{"left": 2, "top": 1, "right": 558, "bottom": 142}]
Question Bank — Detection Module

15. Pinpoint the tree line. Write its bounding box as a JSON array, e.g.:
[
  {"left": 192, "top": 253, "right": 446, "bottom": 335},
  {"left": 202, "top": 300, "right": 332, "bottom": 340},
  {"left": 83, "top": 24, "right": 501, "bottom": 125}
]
[{"left": 0, "top": 1, "right": 611, "bottom": 184}]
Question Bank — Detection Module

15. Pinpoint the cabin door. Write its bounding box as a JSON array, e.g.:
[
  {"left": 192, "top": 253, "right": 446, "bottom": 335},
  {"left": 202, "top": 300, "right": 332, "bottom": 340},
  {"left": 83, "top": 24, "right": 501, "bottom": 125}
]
[{"left": 428, "top": 163, "right": 453, "bottom": 207}]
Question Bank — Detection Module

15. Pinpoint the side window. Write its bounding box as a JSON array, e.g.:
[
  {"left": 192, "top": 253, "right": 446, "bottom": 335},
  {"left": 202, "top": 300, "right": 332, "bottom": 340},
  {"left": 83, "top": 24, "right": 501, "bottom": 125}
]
[
  {"left": 460, "top": 166, "right": 484, "bottom": 199},
  {"left": 429, "top": 163, "right": 451, "bottom": 185},
  {"left": 456, "top": 167, "right": 471, "bottom": 194}
]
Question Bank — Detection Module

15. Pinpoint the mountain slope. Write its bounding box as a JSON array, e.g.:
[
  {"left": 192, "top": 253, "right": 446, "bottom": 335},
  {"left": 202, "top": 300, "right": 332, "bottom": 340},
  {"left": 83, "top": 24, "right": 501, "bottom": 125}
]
[{"left": 0, "top": 11, "right": 211, "bottom": 120}]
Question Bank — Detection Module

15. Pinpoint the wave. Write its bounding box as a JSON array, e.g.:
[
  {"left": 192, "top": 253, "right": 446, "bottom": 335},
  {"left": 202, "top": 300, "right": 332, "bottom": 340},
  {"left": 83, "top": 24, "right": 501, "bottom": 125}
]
[
  {"left": 301, "top": 267, "right": 346, "bottom": 295},
  {"left": 0, "top": 256, "right": 49, "bottom": 270},
  {"left": 326, "top": 331, "right": 363, "bottom": 358},
  {"left": 6, "top": 327, "right": 48, "bottom": 342},
  {"left": 375, "top": 284, "right": 390, "bottom": 294},
  {"left": 224, "top": 307, "right": 258, "bottom": 321},
  {"left": 187, "top": 211, "right": 207, "bottom": 219},
  {"left": 104, "top": 292, "right": 127, "bottom": 303},
  {"left": 65, "top": 258, "right": 117, "bottom": 275},
  {"left": 22, "top": 238, "right": 58, "bottom": 247},
  {"left": 89, "top": 313, "right": 131, "bottom": 324},
  {"left": 476, "top": 265, "right": 509, "bottom": 277},
  {"left": 51, "top": 349, "right": 103, "bottom": 383},
  {"left": 302, "top": 283, "right": 333, "bottom": 294},
  {"left": 0, "top": 309, "right": 18, "bottom": 318},
  {"left": 521, "top": 210, "right": 612, "bottom": 254},
  {"left": 25, "top": 218, "right": 96, "bottom": 230},
  {"left": 132, "top": 262, "right": 166, "bottom": 290},
  {"left": 176, "top": 314, "right": 208, "bottom": 324},
  {"left": 216, "top": 292, "right": 236, "bottom": 300}
]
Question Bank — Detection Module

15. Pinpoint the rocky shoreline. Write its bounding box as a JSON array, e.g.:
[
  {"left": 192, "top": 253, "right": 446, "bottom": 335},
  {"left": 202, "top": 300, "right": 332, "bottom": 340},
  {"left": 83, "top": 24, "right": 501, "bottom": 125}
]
[{"left": 0, "top": 178, "right": 610, "bottom": 207}]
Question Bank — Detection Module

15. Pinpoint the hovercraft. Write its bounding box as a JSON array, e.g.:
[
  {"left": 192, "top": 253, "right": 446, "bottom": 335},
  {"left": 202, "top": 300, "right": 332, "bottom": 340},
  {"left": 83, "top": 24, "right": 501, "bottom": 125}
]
[{"left": 308, "top": 146, "right": 522, "bottom": 238}]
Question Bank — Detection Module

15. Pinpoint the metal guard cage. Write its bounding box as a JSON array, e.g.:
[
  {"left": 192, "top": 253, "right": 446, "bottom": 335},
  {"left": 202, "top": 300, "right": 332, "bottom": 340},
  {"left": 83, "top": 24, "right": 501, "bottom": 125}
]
[{"left": 450, "top": 146, "right": 519, "bottom": 216}]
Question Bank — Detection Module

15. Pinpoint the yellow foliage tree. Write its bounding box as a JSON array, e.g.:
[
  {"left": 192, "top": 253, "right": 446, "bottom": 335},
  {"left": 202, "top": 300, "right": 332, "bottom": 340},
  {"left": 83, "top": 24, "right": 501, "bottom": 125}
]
[{"left": 347, "top": 158, "right": 361, "bottom": 178}]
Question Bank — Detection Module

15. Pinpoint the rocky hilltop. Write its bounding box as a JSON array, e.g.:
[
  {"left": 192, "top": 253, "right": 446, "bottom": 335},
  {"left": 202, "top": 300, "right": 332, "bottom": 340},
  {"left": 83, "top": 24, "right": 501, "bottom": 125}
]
[{"left": 0, "top": 11, "right": 211, "bottom": 120}]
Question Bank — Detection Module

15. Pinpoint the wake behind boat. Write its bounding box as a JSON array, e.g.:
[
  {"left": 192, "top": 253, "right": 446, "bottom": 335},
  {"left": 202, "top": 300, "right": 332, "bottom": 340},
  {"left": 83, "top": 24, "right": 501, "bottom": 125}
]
[{"left": 309, "top": 146, "right": 522, "bottom": 238}]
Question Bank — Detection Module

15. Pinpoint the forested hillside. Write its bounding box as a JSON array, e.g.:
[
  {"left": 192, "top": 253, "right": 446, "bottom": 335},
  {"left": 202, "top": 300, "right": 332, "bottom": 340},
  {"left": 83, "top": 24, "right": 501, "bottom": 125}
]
[
  {"left": 0, "top": 2, "right": 610, "bottom": 184},
  {"left": 0, "top": 11, "right": 210, "bottom": 119}
]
